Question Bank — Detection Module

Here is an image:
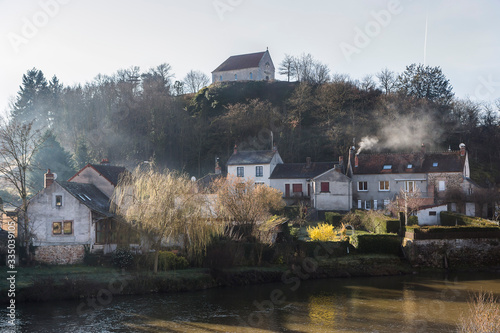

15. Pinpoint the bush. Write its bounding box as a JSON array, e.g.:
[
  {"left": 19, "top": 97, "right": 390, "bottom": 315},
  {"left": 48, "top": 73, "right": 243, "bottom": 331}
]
[
  {"left": 441, "top": 211, "right": 498, "bottom": 227},
  {"left": 350, "top": 234, "right": 401, "bottom": 255},
  {"left": 112, "top": 248, "right": 134, "bottom": 269},
  {"left": 407, "top": 215, "right": 418, "bottom": 226},
  {"left": 157, "top": 251, "right": 189, "bottom": 271},
  {"left": 307, "top": 223, "right": 337, "bottom": 242},
  {"left": 325, "top": 212, "right": 344, "bottom": 226},
  {"left": 386, "top": 220, "right": 401, "bottom": 233},
  {"left": 458, "top": 291, "right": 500, "bottom": 333}
]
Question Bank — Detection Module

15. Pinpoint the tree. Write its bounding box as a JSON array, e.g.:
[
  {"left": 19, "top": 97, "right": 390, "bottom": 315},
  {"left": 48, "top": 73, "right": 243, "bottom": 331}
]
[
  {"left": 388, "top": 188, "right": 426, "bottom": 227},
  {"left": 112, "top": 165, "right": 223, "bottom": 272},
  {"left": 183, "top": 70, "right": 210, "bottom": 94},
  {"left": 376, "top": 68, "right": 396, "bottom": 95},
  {"left": 0, "top": 118, "right": 47, "bottom": 259},
  {"left": 396, "top": 63, "right": 454, "bottom": 107},
  {"left": 279, "top": 54, "right": 296, "bottom": 82},
  {"left": 211, "top": 176, "right": 285, "bottom": 240}
]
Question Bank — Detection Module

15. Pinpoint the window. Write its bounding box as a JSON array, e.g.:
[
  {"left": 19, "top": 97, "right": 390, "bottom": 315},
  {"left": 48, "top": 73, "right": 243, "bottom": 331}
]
[
  {"left": 383, "top": 165, "right": 392, "bottom": 170},
  {"left": 429, "top": 211, "right": 437, "bottom": 216},
  {"left": 432, "top": 162, "right": 438, "bottom": 167},
  {"left": 379, "top": 181, "right": 389, "bottom": 191},
  {"left": 52, "top": 220, "right": 73, "bottom": 235},
  {"left": 255, "top": 166, "right": 263, "bottom": 177},
  {"left": 255, "top": 182, "right": 264, "bottom": 185},
  {"left": 407, "top": 164, "right": 413, "bottom": 169},
  {"left": 365, "top": 201, "right": 371, "bottom": 210},
  {"left": 250, "top": 72, "right": 253, "bottom": 80},
  {"left": 234, "top": 74, "right": 237, "bottom": 81},
  {"left": 384, "top": 199, "right": 390, "bottom": 208},
  {"left": 358, "top": 181, "right": 368, "bottom": 191},
  {"left": 438, "top": 180, "right": 446, "bottom": 191},
  {"left": 405, "top": 181, "right": 416, "bottom": 192},
  {"left": 237, "top": 167, "right": 244, "bottom": 177},
  {"left": 292, "top": 184, "right": 302, "bottom": 193},
  {"left": 320, "top": 182, "right": 330, "bottom": 193},
  {"left": 55, "top": 195, "right": 63, "bottom": 207},
  {"left": 358, "top": 200, "right": 362, "bottom": 209},
  {"left": 219, "top": 75, "right": 222, "bottom": 81}
]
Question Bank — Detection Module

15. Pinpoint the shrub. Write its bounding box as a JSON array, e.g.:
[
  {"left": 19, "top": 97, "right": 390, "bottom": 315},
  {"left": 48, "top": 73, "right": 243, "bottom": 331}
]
[
  {"left": 112, "top": 248, "right": 134, "bottom": 269},
  {"left": 458, "top": 291, "right": 500, "bottom": 333},
  {"left": 157, "top": 251, "right": 189, "bottom": 271},
  {"left": 350, "top": 234, "right": 401, "bottom": 255},
  {"left": 325, "top": 212, "right": 344, "bottom": 226},
  {"left": 441, "top": 211, "right": 498, "bottom": 227},
  {"left": 386, "top": 220, "right": 401, "bottom": 233},
  {"left": 407, "top": 215, "right": 418, "bottom": 226},
  {"left": 307, "top": 223, "right": 337, "bottom": 242}
]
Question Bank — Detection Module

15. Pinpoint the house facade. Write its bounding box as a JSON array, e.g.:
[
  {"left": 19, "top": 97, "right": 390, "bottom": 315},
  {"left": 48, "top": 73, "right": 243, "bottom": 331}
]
[
  {"left": 348, "top": 143, "right": 481, "bottom": 219},
  {"left": 29, "top": 161, "right": 129, "bottom": 264},
  {"left": 212, "top": 50, "right": 275, "bottom": 83},
  {"left": 226, "top": 146, "right": 283, "bottom": 186}
]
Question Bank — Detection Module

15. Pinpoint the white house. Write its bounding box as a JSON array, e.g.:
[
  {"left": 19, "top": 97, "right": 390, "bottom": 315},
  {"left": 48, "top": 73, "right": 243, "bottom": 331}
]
[{"left": 212, "top": 50, "right": 275, "bottom": 83}]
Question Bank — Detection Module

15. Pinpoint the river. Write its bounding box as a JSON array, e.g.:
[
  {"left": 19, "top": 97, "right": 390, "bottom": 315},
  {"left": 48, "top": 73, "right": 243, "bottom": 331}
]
[{"left": 2, "top": 271, "right": 500, "bottom": 332}]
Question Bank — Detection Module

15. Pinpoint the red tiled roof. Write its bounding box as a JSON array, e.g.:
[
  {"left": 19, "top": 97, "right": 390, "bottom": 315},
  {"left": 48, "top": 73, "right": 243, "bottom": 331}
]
[
  {"left": 353, "top": 151, "right": 465, "bottom": 175},
  {"left": 212, "top": 51, "right": 266, "bottom": 72}
]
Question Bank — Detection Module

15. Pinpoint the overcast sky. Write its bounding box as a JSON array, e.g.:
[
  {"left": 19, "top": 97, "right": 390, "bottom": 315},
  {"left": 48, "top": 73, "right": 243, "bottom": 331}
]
[{"left": 1, "top": 0, "right": 499, "bottom": 118}]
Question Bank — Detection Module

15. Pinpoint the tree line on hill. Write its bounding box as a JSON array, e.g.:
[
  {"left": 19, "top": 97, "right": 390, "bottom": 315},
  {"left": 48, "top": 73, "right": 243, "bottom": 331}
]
[{"left": 4, "top": 59, "right": 500, "bottom": 201}]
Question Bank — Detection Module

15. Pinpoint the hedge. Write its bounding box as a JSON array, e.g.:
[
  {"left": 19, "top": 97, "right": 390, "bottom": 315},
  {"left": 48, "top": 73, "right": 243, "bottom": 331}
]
[
  {"left": 350, "top": 234, "right": 401, "bottom": 255},
  {"left": 325, "top": 212, "right": 344, "bottom": 226},
  {"left": 296, "top": 240, "right": 352, "bottom": 258},
  {"left": 440, "top": 211, "right": 498, "bottom": 227}
]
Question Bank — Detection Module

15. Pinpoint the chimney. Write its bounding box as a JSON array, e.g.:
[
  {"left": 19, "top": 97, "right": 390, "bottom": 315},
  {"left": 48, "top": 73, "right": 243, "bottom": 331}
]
[
  {"left": 459, "top": 143, "right": 466, "bottom": 157},
  {"left": 215, "top": 157, "right": 221, "bottom": 175},
  {"left": 355, "top": 155, "right": 359, "bottom": 168},
  {"left": 306, "top": 157, "right": 311, "bottom": 168},
  {"left": 338, "top": 156, "right": 344, "bottom": 166},
  {"left": 101, "top": 158, "right": 110, "bottom": 165},
  {"left": 421, "top": 143, "right": 426, "bottom": 155},
  {"left": 44, "top": 169, "right": 55, "bottom": 188},
  {"left": 233, "top": 144, "right": 238, "bottom": 155},
  {"left": 272, "top": 142, "right": 277, "bottom": 153}
]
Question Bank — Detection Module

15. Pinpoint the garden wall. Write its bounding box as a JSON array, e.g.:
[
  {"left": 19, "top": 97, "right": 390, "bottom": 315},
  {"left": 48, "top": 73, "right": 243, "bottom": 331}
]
[{"left": 34, "top": 245, "right": 85, "bottom": 265}]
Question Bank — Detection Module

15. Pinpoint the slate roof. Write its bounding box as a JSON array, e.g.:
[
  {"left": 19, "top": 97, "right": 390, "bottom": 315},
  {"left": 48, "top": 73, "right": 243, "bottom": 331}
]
[
  {"left": 212, "top": 51, "right": 266, "bottom": 72},
  {"left": 353, "top": 151, "right": 466, "bottom": 175},
  {"left": 58, "top": 181, "right": 113, "bottom": 217},
  {"left": 270, "top": 162, "right": 336, "bottom": 179},
  {"left": 227, "top": 150, "right": 277, "bottom": 165}
]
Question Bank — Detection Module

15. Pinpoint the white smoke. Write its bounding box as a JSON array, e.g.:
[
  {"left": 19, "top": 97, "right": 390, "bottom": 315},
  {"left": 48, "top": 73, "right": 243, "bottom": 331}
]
[{"left": 357, "top": 136, "right": 379, "bottom": 155}]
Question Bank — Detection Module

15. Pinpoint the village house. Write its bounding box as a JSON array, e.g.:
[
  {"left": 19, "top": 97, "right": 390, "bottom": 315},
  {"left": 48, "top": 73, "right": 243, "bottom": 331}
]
[
  {"left": 347, "top": 143, "right": 482, "bottom": 224},
  {"left": 28, "top": 160, "right": 130, "bottom": 264},
  {"left": 212, "top": 49, "right": 275, "bottom": 83}
]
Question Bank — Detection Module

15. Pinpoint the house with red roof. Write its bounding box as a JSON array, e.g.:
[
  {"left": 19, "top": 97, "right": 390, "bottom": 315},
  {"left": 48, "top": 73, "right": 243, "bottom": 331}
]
[{"left": 212, "top": 50, "right": 275, "bottom": 83}]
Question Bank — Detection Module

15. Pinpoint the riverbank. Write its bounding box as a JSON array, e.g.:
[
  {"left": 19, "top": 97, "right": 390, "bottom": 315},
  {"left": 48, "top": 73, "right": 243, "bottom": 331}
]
[{"left": 2, "top": 254, "right": 414, "bottom": 304}]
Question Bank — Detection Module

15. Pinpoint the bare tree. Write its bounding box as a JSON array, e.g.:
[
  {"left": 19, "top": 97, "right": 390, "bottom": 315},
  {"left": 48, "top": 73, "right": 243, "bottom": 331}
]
[
  {"left": 388, "top": 188, "right": 426, "bottom": 226},
  {"left": 112, "top": 164, "right": 223, "bottom": 272},
  {"left": 0, "top": 118, "right": 46, "bottom": 259},
  {"left": 183, "top": 70, "right": 210, "bottom": 94},
  {"left": 376, "top": 68, "right": 396, "bottom": 95},
  {"left": 279, "top": 54, "right": 296, "bottom": 82}
]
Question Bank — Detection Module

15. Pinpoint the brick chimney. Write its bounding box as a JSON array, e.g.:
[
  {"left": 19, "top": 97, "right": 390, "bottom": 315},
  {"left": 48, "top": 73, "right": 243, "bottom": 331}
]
[
  {"left": 355, "top": 155, "right": 359, "bottom": 168},
  {"left": 215, "top": 157, "right": 221, "bottom": 175},
  {"left": 338, "top": 156, "right": 344, "bottom": 166},
  {"left": 44, "top": 169, "right": 55, "bottom": 188},
  {"left": 459, "top": 143, "right": 466, "bottom": 157},
  {"left": 101, "top": 158, "right": 110, "bottom": 165},
  {"left": 233, "top": 145, "right": 238, "bottom": 155}
]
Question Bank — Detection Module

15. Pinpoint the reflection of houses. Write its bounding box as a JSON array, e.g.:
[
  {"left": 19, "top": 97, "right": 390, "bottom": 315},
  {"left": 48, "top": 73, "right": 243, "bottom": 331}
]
[
  {"left": 226, "top": 147, "right": 351, "bottom": 212},
  {"left": 212, "top": 49, "right": 275, "bottom": 83},
  {"left": 29, "top": 160, "right": 130, "bottom": 264},
  {"left": 348, "top": 143, "right": 483, "bottom": 223}
]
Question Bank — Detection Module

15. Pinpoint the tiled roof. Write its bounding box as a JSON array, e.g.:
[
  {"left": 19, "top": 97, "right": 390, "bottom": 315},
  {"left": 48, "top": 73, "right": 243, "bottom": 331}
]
[
  {"left": 212, "top": 51, "right": 266, "bottom": 72},
  {"left": 353, "top": 151, "right": 465, "bottom": 175},
  {"left": 227, "top": 150, "right": 277, "bottom": 165},
  {"left": 88, "top": 164, "right": 128, "bottom": 185},
  {"left": 270, "top": 162, "right": 336, "bottom": 179},
  {"left": 58, "top": 181, "right": 113, "bottom": 217}
]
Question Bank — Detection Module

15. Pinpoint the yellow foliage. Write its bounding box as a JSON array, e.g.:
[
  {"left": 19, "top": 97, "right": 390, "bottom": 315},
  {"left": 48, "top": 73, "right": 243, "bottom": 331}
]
[{"left": 307, "top": 223, "right": 337, "bottom": 242}]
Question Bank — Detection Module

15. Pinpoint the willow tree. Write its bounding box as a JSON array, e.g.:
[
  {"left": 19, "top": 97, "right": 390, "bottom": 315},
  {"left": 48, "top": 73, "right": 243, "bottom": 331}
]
[{"left": 112, "top": 165, "right": 223, "bottom": 272}]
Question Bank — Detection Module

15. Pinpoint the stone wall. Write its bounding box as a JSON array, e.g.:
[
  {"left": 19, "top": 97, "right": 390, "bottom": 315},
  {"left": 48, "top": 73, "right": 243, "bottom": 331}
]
[
  {"left": 403, "top": 237, "right": 500, "bottom": 268},
  {"left": 34, "top": 245, "right": 85, "bottom": 265}
]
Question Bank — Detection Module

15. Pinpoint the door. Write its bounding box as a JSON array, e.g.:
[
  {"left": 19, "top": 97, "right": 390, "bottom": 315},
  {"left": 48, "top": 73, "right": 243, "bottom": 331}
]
[{"left": 285, "top": 184, "right": 290, "bottom": 197}]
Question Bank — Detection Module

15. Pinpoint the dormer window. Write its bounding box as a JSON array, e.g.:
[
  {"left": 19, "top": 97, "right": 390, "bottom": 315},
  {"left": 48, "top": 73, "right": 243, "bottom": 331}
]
[
  {"left": 432, "top": 162, "right": 438, "bottom": 167},
  {"left": 383, "top": 165, "right": 392, "bottom": 170},
  {"left": 407, "top": 164, "right": 413, "bottom": 169}
]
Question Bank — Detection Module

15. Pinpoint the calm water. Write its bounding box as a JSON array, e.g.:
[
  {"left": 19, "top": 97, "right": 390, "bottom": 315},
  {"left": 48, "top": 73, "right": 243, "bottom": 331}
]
[{"left": 2, "top": 271, "right": 500, "bottom": 332}]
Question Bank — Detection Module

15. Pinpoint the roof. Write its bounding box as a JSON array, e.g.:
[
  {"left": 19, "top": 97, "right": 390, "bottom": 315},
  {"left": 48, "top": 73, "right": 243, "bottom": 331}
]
[
  {"left": 58, "top": 181, "right": 113, "bottom": 217},
  {"left": 270, "top": 162, "right": 336, "bottom": 179},
  {"left": 227, "top": 150, "right": 278, "bottom": 165},
  {"left": 212, "top": 51, "right": 266, "bottom": 72},
  {"left": 197, "top": 173, "right": 223, "bottom": 190},
  {"left": 69, "top": 164, "right": 128, "bottom": 185},
  {"left": 353, "top": 151, "right": 466, "bottom": 175}
]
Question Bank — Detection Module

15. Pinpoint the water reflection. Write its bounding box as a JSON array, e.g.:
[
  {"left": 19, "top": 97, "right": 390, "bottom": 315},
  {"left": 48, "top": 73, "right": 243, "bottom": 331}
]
[{"left": 2, "top": 271, "right": 499, "bottom": 332}]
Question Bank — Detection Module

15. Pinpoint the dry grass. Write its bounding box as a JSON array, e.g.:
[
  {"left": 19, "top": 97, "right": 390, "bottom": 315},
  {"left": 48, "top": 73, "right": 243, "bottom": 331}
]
[{"left": 457, "top": 291, "right": 500, "bottom": 333}]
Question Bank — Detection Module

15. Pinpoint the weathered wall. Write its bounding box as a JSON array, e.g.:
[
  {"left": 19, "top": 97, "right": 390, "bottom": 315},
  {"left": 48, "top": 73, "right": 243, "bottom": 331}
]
[
  {"left": 34, "top": 245, "right": 85, "bottom": 265},
  {"left": 70, "top": 166, "right": 115, "bottom": 197},
  {"left": 403, "top": 237, "right": 500, "bottom": 268}
]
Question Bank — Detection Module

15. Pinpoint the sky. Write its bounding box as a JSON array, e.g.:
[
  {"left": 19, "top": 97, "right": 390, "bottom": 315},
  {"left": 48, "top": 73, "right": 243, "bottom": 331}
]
[{"left": 1, "top": 0, "right": 500, "bottom": 117}]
